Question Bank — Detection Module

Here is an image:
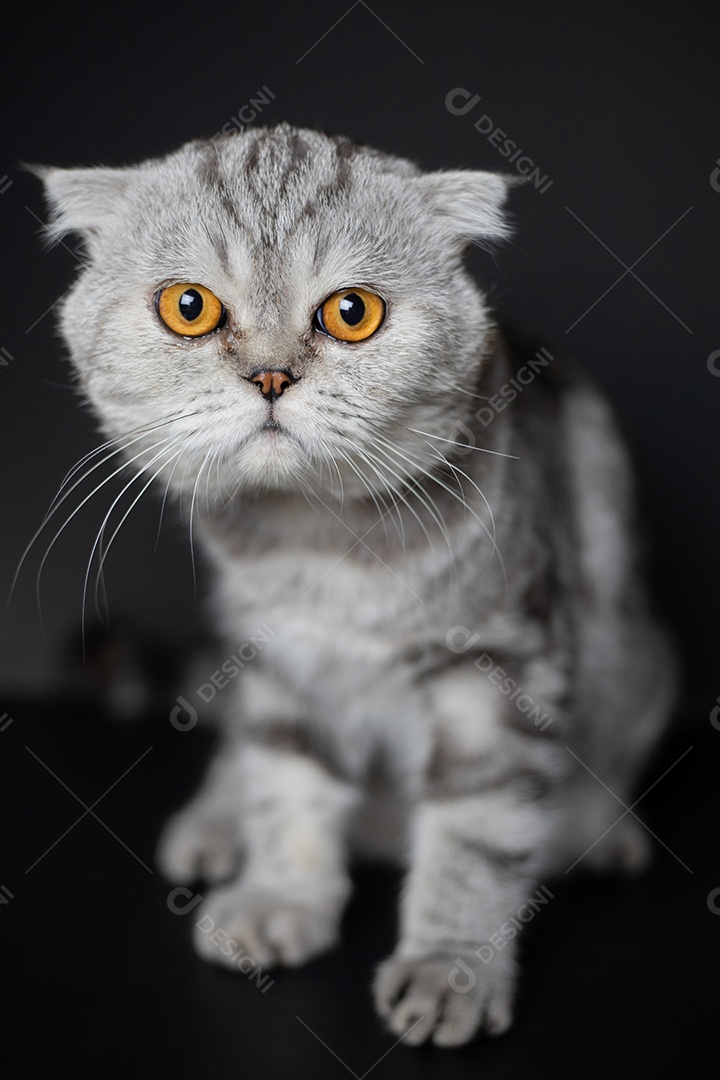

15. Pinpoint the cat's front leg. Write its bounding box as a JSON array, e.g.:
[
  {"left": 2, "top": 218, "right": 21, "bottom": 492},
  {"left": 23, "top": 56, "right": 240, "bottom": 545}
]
[
  {"left": 375, "top": 664, "right": 567, "bottom": 1047},
  {"left": 157, "top": 746, "right": 246, "bottom": 884},
  {"left": 195, "top": 734, "right": 359, "bottom": 969}
]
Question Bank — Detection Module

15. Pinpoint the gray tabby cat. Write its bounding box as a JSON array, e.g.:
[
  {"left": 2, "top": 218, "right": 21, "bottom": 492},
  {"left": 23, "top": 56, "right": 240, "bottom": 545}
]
[{"left": 37, "top": 124, "right": 676, "bottom": 1047}]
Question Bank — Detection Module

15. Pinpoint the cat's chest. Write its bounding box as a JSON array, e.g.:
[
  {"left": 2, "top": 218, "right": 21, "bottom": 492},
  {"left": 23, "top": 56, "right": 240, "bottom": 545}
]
[
  {"left": 216, "top": 548, "right": 437, "bottom": 770},
  {"left": 216, "top": 546, "right": 427, "bottom": 647}
]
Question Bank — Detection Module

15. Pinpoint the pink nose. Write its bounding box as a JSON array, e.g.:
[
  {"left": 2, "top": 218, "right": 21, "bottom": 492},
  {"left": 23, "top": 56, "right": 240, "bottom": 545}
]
[{"left": 249, "top": 369, "right": 296, "bottom": 402}]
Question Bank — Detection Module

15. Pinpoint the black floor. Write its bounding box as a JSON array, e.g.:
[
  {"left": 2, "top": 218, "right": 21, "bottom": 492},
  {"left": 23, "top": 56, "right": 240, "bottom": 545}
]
[{"left": 1, "top": 698, "right": 716, "bottom": 1079}]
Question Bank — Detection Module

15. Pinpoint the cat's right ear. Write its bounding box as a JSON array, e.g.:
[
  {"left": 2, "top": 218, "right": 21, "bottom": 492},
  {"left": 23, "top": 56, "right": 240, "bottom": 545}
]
[
  {"left": 417, "top": 169, "right": 518, "bottom": 251},
  {"left": 27, "top": 164, "right": 132, "bottom": 260}
]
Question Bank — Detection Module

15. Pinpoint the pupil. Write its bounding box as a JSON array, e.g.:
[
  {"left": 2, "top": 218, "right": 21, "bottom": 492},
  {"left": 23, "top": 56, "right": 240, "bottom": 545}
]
[
  {"left": 339, "top": 292, "right": 365, "bottom": 326},
  {"left": 179, "top": 289, "right": 203, "bottom": 321}
]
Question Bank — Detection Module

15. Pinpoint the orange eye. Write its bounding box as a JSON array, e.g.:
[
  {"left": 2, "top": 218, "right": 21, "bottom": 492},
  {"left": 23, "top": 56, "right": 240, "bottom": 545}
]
[
  {"left": 316, "top": 287, "right": 385, "bottom": 343},
  {"left": 156, "top": 283, "right": 226, "bottom": 337}
]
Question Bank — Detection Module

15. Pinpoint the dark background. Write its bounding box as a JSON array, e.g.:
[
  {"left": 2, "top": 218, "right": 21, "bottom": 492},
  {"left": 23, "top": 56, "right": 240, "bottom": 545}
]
[{"left": 1, "top": 2, "right": 718, "bottom": 1077}]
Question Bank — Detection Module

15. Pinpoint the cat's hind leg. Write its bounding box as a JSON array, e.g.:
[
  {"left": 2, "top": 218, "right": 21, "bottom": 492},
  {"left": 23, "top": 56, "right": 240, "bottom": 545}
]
[
  {"left": 555, "top": 771, "right": 652, "bottom": 875},
  {"left": 557, "top": 621, "right": 679, "bottom": 876}
]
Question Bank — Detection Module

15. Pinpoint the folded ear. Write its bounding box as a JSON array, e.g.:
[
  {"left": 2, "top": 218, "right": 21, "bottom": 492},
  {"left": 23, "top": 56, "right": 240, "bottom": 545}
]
[
  {"left": 417, "top": 169, "right": 517, "bottom": 248},
  {"left": 28, "top": 164, "right": 132, "bottom": 259}
]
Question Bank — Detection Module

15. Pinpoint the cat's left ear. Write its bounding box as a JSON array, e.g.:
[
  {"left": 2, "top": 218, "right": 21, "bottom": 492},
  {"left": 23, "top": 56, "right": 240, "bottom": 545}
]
[
  {"left": 28, "top": 164, "right": 133, "bottom": 259},
  {"left": 417, "top": 169, "right": 518, "bottom": 249}
]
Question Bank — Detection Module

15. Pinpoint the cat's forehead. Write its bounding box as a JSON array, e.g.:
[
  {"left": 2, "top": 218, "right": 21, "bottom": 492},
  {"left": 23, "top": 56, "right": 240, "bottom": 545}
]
[
  {"left": 153, "top": 129, "right": 412, "bottom": 247},
  {"left": 193, "top": 125, "right": 419, "bottom": 217}
]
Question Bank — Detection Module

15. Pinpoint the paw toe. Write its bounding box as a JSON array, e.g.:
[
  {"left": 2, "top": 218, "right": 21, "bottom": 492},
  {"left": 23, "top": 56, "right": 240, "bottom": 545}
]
[
  {"left": 157, "top": 814, "right": 240, "bottom": 884},
  {"left": 374, "top": 952, "right": 514, "bottom": 1048},
  {"left": 193, "top": 887, "right": 339, "bottom": 970}
]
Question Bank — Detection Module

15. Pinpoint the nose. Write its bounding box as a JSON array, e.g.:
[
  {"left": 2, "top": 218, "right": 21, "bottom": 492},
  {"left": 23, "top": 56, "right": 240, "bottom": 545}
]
[{"left": 248, "top": 369, "right": 297, "bottom": 402}]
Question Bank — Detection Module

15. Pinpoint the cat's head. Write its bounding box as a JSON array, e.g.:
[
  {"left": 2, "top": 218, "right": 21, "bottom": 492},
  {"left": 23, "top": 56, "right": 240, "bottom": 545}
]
[{"left": 37, "top": 124, "right": 512, "bottom": 505}]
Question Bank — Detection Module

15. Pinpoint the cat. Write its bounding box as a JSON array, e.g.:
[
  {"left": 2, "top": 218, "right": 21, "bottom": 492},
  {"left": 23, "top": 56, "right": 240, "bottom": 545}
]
[{"left": 35, "top": 123, "right": 677, "bottom": 1047}]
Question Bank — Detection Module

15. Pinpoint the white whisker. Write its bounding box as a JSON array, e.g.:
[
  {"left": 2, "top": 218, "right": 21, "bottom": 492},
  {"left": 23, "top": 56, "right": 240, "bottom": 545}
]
[
  {"left": 27, "top": 433, "right": 181, "bottom": 628},
  {"left": 57, "top": 412, "right": 197, "bottom": 496},
  {"left": 317, "top": 434, "right": 346, "bottom": 512},
  {"left": 333, "top": 429, "right": 414, "bottom": 547},
  {"left": 421, "top": 441, "right": 506, "bottom": 589},
  {"left": 408, "top": 427, "right": 519, "bottom": 460},
  {"left": 93, "top": 443, "right": 187, "bottom": 621},
  {"left": 81, "top": 436, "right": 188, "bottom": 646},
  {"left": 362, "top": 439, "right": 453, "bottom": 563},
  {"left": 454, "top": 386, "right": 492, "bottom": 402},
  {"left": 332, "top": 443, "right": 397, "bottom": 544},
  {"left": 369, "top": 431, "right": 505, "bottom": 587},
  {"left": 9, "top": 412, "right": 198, "bottom": 608},
  {"left": 188, "top": 449, "right": 215, "bottom": 593}
]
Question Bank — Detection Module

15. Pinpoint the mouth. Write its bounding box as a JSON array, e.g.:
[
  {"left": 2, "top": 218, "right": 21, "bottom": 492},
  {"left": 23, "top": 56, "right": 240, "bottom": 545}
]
[
  {"left": 256, "top": 418, "right": 298, "bottom": 446},
  {"left": 232, "top": 419, "right": 310, "bottom": 491}
]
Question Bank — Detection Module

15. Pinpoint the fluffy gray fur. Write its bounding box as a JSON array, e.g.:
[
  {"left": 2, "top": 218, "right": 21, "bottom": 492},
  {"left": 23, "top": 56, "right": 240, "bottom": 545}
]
[{"left": 38, "top": 124, "right": 676, "bottom": 1047}]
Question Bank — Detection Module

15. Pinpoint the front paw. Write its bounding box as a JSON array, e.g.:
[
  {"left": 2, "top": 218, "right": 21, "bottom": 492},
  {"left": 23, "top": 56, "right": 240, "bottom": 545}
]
[
  {"left": 156, "top": 810, "right": 241, "bottom": 884},
  {"left": 374, "top": 951, "right": 515, "bottom": 1048},
  {"left": 194, "top": 883, "right": 343, "bottom": 969}
]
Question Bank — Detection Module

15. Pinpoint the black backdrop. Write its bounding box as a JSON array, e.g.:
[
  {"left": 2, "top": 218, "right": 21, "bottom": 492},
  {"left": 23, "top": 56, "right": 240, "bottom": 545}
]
[
  {"left": 2, "top": 0, "right": 718, "bottom": 700},
  {"left": 1, "top": 3, "right": 718, "bottom": 1077}
]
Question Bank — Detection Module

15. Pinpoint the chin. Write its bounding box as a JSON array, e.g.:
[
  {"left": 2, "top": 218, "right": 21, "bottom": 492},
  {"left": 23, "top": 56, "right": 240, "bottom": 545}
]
[{"left": 230, "top": 429, "right": 317, "bottom": 494}]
